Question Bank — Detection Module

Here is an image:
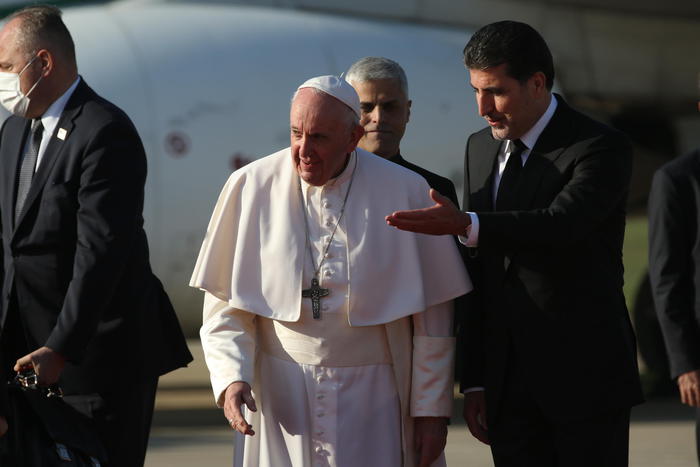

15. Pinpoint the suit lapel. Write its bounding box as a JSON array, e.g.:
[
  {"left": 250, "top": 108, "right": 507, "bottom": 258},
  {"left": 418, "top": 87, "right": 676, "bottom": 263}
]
[
  {"left": 13, "top": 81, "right": 87, "bottom": 233},
  {"left": 469, "top": 133, "right": 501, "bottom": 211},
  {"left": 513, "top": 94, "right": 574, "bottom": 210}
]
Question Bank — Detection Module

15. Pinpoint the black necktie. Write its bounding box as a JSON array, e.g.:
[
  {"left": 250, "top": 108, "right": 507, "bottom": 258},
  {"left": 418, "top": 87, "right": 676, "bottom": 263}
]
[
  {"left": 15, "top": 119, "right": 43, "bottom": 223},
  {"left": 495, "top": 139, "right": 526, "bottom": 211}
]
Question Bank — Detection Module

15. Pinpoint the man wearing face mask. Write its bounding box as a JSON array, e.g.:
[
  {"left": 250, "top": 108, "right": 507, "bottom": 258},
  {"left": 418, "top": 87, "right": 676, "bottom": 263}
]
[{"left": 0, "top": 5, "right": 192, "bottom": 466}]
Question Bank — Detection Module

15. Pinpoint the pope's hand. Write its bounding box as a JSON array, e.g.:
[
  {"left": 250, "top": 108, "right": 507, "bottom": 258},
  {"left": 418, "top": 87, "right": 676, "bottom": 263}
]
[
  {"left": 14, "top": 346, "right": 65, "bottom": 386},
  {"left": 0, "top": 416, "right": 7, "bottom": 437},
  {"left": 414, "top": 416, "right": 448, "bottom": 467},
  {"left": 678, "top": 369, "right": 700, "bottom": 407},
  {"left": 386, "top": 189, "right": 470, "bottom": 236},
  {"left": 463, "top": 390, "right": 489, "bottom": 445},
  {"left": 224, "top": 381, "right": 257, "bottom": 436}
]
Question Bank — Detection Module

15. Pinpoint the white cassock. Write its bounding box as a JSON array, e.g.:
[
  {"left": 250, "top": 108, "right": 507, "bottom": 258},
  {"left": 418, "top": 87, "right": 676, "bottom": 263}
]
[{"left": 191, "top": 148, "right": 472, "bottom": 467}]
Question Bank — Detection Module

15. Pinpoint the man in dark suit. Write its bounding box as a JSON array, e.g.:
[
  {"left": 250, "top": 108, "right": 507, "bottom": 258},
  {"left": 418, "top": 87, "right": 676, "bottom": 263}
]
[
  {"left": 0, "top": 6, "right": 192, "bottom": 466},
  {"left": 346, "top": 56, "right": 459, "bottom": 206},
  {"left": 387, "top": 20, "right": 643, "bottom": 466},
  {"left": 648, "top": 96, "right": 700, "bottom": 462}
]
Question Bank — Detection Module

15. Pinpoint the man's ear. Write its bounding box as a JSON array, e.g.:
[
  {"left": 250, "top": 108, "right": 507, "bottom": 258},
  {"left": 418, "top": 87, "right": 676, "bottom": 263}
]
[
  {"left": 529, "top": 71, "right": 547, "bottom": 98},
  {"left": 36, "top": 49, "right": 53, "bottom": 77},
  {"left": 348, "top": 123, "right": 364, "bottom": 150},
  {"left": 407, "top": 99, "right": 412, "bottom": 123}
]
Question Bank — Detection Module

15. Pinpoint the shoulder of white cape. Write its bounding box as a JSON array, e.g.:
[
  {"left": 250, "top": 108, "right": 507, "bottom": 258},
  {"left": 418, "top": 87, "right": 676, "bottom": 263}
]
[
  {"left": 221, "top": 146, "right": 434, "bottom": 207},
  {"left": 193, "top": 145, "right": 465, "bottom": 321}
]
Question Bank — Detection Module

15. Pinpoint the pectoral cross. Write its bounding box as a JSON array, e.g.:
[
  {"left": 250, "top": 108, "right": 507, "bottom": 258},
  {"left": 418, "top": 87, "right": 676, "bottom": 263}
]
[{"left": 302, "top": 277, "right": 329, "bottom": 319}]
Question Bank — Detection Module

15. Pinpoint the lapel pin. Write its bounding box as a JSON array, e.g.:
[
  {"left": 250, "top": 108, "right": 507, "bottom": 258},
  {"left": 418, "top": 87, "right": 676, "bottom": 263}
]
[{"left": 57, "top": 128, "right": 67, "bottom": 140}]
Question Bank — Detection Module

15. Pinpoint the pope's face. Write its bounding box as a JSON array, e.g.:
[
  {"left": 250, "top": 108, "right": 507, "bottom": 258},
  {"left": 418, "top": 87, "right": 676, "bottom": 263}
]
[
  {"left": 352, "top": 78, "right": 411, "bottom": 159},
  {"left": 469, "top": 63, "right": 547, "bottom": 141},
  {"left": 290, "top": 89, "right": 362, "bottom": 186}
]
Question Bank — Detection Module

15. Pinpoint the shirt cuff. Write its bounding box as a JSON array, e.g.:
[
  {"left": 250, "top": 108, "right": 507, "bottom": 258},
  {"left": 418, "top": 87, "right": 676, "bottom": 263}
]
[{"left": 458, "top": 212, "right": 479, "bottom": 247}]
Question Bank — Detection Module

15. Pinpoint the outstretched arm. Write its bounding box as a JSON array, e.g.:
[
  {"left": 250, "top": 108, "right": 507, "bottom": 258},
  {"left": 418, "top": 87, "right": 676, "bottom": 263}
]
[
  {"left": 389, "top": 132, "right": 632, "bottom": 251},
  {"left": 386, "top": 189, "right": 471, "bottom": 236}
]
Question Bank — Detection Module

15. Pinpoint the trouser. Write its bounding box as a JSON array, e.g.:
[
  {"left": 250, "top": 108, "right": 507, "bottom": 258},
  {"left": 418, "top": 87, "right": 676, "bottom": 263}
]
[
  {"left": 64, "top": 376, "right": 159, "bottom": 467},
  {"left": 488, "top": 345, "right": 631, "bottom": 467}
]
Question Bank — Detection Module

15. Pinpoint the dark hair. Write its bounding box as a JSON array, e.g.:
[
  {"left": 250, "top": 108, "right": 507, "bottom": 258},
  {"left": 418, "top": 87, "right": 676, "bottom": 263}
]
[
  {"left": 463, "top": 20, "right": 554, "bottom": 90},
  {"left": 7, "top": 4, "right": 76, "bottom": 65}
]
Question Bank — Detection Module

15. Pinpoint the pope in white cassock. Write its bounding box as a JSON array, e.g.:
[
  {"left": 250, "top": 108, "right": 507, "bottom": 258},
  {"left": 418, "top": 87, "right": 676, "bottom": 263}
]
[{"left": 190, "top": 76, "right": 472, "bottom": 467}]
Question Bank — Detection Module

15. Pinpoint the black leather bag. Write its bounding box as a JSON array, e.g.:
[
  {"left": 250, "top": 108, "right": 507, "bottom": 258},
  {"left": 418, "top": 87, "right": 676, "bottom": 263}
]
[{"left": 0, "top": 373, "right": 107, "bottom": 466}]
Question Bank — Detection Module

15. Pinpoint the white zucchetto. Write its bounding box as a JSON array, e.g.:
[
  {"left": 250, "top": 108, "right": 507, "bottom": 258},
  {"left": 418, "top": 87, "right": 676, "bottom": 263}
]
[{"left": 297, "top": 75, "right": 361, "bottom": 118}]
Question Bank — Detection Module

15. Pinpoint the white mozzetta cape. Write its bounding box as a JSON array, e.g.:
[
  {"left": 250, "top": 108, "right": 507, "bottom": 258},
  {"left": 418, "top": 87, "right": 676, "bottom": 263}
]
[{"left": 190, "top": 147, "right": 471, "bottom": 324}]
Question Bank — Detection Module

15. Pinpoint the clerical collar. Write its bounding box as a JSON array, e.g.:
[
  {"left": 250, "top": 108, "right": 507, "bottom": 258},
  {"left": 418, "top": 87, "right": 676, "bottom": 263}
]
[
  {"left": 517, "top": 94, "right": 558, "bottom": 152},
  {"left": 300, "top": 150, "right": 357, "bottom": 193}
]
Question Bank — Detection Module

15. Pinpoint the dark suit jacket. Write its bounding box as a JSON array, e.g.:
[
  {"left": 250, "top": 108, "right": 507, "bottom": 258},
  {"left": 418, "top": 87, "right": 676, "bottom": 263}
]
[
  {"left": 0, "top": 79, "right": 192, "bottom": 396},
  {"left": 390, "top": 153, "right": 459, "bottom": 208},
  {"left": 648, "top": 149, "right": 700, "bottom": 379},
  {"left": 459, "top": 94, "right": 643, "bottom": 421}
]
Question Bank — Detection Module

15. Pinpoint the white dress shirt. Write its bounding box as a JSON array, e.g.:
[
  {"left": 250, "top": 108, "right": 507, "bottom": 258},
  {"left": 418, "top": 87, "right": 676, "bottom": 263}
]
[{"left": 27, "top": 76, "right": 81, "bottom": 170}]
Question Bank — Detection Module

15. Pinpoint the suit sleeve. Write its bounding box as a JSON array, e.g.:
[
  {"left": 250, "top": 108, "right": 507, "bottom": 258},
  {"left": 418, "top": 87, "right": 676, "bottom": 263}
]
[
  {"left": 458, "top": 136, "right": 485, "bottom": 390},
  {"left": 45, "top": 118, "right": 147, "bottom": 361},
  {"left": 648, "top": 168, "right": 700, "bottom": 378},
  {"left": 476, "top": 131, "right": 632, "bottom": 251},
  {"left": 442, "top": 179, "right": 460, "bottom": 210}
]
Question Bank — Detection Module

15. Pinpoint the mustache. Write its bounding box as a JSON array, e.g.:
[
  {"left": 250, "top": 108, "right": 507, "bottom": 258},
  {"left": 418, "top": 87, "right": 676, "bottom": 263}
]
[{"left": 363, "top": 126, "right": 393, "bottom": 133}]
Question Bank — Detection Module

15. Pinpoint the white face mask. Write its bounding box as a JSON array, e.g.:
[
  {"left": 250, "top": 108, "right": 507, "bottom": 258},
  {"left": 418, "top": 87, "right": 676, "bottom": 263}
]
[{"left": 0, "top": 55, "right": 43, "bottom": 117}]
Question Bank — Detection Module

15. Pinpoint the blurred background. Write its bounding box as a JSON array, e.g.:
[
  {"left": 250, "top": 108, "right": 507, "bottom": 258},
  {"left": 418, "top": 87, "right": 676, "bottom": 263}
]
[{"left": 1, "top": 0, "right": 699, "bottom": 464}]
